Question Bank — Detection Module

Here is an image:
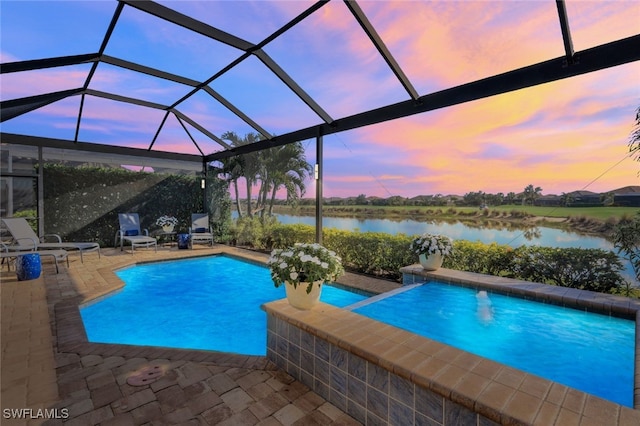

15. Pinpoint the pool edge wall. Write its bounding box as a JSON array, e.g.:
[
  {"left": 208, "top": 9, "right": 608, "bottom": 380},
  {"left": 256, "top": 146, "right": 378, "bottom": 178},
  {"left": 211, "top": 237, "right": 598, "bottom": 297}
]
[
  {"left": 401, "top": 265, "right": 640, "bottom": 413},
  {"left": 262, "top": 271, "right": 640, "bottom": 425}
]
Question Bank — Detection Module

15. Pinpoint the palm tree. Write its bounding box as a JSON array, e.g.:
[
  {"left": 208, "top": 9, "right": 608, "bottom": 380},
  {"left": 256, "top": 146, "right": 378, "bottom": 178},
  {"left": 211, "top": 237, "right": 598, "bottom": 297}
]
[
  {"left": 612, "top": 212, "right": 640, "bottom": 285},
  {"left": 522, "top": 184, "right": 542, "bottom": 206},
  {"left": 259, "top": 142, "right": 312, "bottom": 216},
  {"left": 218, "top": 154, "right": 245, "bottom": 217},
  {"left": 221, "top": 131, "right": 263, "bottom": 218},
  {"left": 218, "top": 132, "right": 311, "bottom": 218},
  {"left": 630, "top": 106, "right": 640, "bottom": 172}
]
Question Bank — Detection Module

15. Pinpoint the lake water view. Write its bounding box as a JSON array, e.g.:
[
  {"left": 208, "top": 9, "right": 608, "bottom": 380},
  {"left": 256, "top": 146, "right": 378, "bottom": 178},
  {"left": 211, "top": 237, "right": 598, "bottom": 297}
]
[
  {"left": 266, "top": 213, "right": 635, "bottom": 281},
  {"left": 275, "top": 213, "right": 611, "bottom": 250}
]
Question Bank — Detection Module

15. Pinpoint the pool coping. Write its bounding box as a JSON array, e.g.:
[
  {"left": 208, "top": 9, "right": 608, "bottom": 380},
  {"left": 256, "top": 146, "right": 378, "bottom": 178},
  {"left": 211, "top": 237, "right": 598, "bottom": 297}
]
[{"left": 402, "top": 265, "right": 640, "bottom": 320}]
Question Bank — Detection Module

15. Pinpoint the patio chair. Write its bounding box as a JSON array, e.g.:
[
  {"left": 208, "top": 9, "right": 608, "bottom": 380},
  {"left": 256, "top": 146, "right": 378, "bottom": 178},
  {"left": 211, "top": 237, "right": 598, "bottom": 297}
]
[
  {"left": 189, "top": 213, "right": 214, "bottom": 248},
  {"left": 115, "top": 213, "right": 157, "bottom": 254},
  {"left": 1, "top": 242, "right": 69, "bottom": 274},
  {"left": 1, "top": 217, "right": 100, "bottom": 263}
]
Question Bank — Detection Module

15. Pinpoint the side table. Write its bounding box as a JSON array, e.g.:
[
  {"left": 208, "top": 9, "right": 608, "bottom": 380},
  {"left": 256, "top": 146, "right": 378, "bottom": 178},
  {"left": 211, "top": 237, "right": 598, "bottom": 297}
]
[{"left": 156, "top": 232, "right": 176, "bottom": 247}]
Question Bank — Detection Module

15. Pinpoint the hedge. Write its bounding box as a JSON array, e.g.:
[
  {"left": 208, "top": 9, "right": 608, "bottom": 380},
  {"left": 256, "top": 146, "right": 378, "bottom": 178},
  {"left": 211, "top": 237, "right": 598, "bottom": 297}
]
[
  {"left": 255, "top": 223, "right": 628, "bottom": 295},
  {"left": 42, "top": 164, "right": 231, "bottom": 247}
]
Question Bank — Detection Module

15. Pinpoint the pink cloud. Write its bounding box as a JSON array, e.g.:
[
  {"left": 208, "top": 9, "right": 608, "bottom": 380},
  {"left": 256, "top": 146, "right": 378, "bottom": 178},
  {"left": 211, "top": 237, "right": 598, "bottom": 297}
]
[
  {"left": 360, "top": 1, "right": 562, "bottom": 94},
  {"left": 0, "top": 66, "right": 89, "bottom": 101},
  {"left": 321, "top": 59, "right": 639, "bottom": 197},
  {"left": 566, "top": 1, "right": 640, "bottom": 50}
]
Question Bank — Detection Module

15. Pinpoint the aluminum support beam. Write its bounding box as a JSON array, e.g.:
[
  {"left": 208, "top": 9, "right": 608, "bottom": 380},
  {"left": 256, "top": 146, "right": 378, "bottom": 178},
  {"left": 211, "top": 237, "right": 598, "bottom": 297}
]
[
  {"left": 345, "top": 0, "right": 419, "bottom": 100},
  {"left": 172, "top": 110, "right": 231, "bottom": 150},
  {"left": 315, "top": 133, "right": 323, "bottom": 245},
  {"left": 1, "top": 132, "right": 203, "bottom": 163},
  {"left": 0, "top": 53, "right": 99, "bottom": 74},
  {"left": 121, "top": 0, "right": 253, "bottom": 51},
  {"left": 175, "top": 114, "right": 205, "bottom": 156},
  {"left": 101, "top": 55, "right": 201, "bottom": 87},
  {"left": 1, "top": 88, "right": 84, "bottom": 122},
  {"left": 84, "top": 88, "right": 168, "bottom": 110},
  {"left": 556, "top": 0, "right": 576, "bottom": 65},
  {"left": 254, "top": 50, "right": 334, "bottom": 124},
  {"left": 202, "top": 87, "right": 271, "bottom": 138}
]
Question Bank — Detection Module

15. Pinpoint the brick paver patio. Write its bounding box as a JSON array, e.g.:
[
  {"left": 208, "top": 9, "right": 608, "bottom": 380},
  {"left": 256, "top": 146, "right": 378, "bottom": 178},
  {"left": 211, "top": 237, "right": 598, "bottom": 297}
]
[{"left": 1, "top": 245, "right": 381, "bottom": 425}]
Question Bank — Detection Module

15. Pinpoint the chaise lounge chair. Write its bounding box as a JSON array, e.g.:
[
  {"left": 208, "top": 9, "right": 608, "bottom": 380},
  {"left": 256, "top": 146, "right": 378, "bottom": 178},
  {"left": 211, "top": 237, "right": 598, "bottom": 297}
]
[
  {"left": 190, "top": 213, "right": 214, "bottom": 248},
  {"left": 1, "top": 242, "right": 69, "bottom": 274},
  {"left": 1, "top": 217, "right": 100, "bottom": 263},
  {"left": 115, "top": 213, "right": 157, "bottom": 254}
]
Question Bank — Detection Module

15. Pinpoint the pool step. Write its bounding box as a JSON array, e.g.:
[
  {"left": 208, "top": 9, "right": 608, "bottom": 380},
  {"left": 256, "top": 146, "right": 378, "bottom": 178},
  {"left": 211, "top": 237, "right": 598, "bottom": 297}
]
[{"left": 343, "top": 283, "right": 424, "bottom": 310}]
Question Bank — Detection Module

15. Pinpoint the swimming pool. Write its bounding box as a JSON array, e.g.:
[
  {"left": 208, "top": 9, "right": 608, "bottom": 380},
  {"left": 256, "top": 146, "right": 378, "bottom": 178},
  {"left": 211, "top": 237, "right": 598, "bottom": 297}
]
[
  {"left": 352, "top": 281, "right": 635, "bottom": 407},
  {"left": 80, "top": 255, "right": 369, "bottom": 355}
]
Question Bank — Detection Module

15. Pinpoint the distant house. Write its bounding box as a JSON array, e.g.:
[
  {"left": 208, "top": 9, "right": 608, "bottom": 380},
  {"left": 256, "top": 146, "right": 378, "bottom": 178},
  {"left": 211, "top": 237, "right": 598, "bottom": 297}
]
[
  {"left": 608, "top": 186, "right": 640, "bottom": 207},
  {"left": 613, "top": 193, "right": 640, "bottom": 207},
  {"left": 535, "top": 195, "right": 562, "bottom": 207},
  {"left": 566, "top": 190, "right": 603, "bottom": 207}
]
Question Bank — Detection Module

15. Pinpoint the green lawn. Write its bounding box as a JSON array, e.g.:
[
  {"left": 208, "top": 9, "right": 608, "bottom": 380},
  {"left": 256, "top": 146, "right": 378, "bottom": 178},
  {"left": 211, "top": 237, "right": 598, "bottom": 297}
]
[
  {"left": 312, "top": 204, "right": 638, "bottom": 221},
  {"left": 488, "top": 205, "right": 638, "bottom": 220}
]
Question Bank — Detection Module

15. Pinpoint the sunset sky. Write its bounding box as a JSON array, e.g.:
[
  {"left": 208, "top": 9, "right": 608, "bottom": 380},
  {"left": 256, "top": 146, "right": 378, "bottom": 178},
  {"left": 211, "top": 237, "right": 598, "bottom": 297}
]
[{"left": 1, "top": 0, "right": 639, "bottom": 198}]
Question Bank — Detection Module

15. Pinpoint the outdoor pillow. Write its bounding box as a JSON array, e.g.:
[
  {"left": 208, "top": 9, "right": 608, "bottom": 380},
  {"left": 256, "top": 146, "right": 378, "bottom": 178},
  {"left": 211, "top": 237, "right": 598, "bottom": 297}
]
[
  {"left": 195, "top": 227, "right": 207, "bottom": 233},
  {"left": 124, "top": 229, "right": 139, "bottom": 236}
]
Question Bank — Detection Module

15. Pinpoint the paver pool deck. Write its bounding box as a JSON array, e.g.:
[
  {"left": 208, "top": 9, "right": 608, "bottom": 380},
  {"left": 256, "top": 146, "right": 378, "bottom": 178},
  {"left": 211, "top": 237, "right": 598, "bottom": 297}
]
[{"left": 1, "top": 245, "right": 394, "bottom": 425}]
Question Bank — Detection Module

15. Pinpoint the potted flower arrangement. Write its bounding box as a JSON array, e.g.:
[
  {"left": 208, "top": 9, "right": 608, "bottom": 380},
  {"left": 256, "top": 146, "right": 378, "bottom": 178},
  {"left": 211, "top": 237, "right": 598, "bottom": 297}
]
[
  {"left": 156, "top": 215, "right": 178, "bottom": 233},
  {"left": 267, "top": 243, "right": 345, "bottom": 309},
  {"left": 410, "top": 233, "right": 453, "bottom": 270}
]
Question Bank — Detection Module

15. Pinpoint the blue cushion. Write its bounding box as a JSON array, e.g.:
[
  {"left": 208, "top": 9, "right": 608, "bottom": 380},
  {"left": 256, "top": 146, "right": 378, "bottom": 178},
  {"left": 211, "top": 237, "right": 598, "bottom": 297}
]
[
  {"left": 195, "top": 227, "right": 207, "bottom": 233},
  {"left": 124, "top": 229, "right": 139, "bottom": 236}
]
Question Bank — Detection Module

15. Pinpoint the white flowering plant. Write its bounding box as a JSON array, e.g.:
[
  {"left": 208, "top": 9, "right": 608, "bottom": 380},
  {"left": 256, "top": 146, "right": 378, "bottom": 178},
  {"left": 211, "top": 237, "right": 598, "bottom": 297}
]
[
  {"left": 267, "top": 243, "right": 345, "bottom": 294},
  {"left": 410, "top": 233, "right": 453, "bottom": 257},
  {"left": 155, "top": 215, "right": 178, "bottom": 227}
]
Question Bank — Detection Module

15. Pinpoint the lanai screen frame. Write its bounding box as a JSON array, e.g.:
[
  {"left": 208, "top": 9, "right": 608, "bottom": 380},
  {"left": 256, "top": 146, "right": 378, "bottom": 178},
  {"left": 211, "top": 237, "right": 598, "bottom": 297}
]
[{"left": 1, "top": 0, "right": 639, "bottom": 242}]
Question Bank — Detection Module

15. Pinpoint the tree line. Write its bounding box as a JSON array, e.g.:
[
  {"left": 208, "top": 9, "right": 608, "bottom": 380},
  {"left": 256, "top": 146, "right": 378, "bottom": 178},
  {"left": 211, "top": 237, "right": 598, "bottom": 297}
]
[{"left": 286, "top": 184, "right": 546, "bottom": 207}]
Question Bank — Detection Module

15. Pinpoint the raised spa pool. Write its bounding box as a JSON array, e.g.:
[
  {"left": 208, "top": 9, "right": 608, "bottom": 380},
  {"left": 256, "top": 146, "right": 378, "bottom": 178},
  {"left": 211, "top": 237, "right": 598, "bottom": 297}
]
[
  {"left": 80, "top": 255, "right": 369, "bottom": 355},
  {"left": 352, "top": 281, "right": 635, "bottom": 407}
]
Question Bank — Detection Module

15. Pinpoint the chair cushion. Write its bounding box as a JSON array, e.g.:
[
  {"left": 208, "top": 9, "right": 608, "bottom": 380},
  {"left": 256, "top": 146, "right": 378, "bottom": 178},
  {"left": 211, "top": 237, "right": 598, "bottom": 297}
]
[
  {"left": 195, "top": 227, "right": 207, "bottom": 233},
  {"left": 124, "top": 229, "right": 139, "bottom": 236}
]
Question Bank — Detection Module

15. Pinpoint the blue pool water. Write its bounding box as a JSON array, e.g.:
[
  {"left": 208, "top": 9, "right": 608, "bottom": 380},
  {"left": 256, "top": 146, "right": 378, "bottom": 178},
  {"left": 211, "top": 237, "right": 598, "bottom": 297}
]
[
  {"left": 353, "top": 282, "right": 635, "bottom": 407},
  {"left": 80, "top": 255, "right": 369, "bottom": 356}
]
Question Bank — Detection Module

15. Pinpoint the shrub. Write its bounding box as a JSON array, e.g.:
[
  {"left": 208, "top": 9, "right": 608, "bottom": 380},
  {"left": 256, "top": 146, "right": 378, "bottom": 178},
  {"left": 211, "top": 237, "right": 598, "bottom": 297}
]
[
  {"left": 445, "top": 241, "right": 515, "bottom": 277},
  {"left": 230, "top": 216, "right": 277, "bottom": 249},
  {"left": 265, "top": 223, "right": 315, "bottom": 249},
  {"left": 43, "top": 164, "right": 215, "bottom": 247},
  {"left": 512, "top": 246, "right": 624, "bottom": 293},
  {"left": 324, "top": 230, "right": 414, "bottom": 277},
  {"left": 236, "top": 221, "right": 630, "bottom": 295},
  {"left": 611, "top": 212, "right": 640, "bottom": 285}
]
